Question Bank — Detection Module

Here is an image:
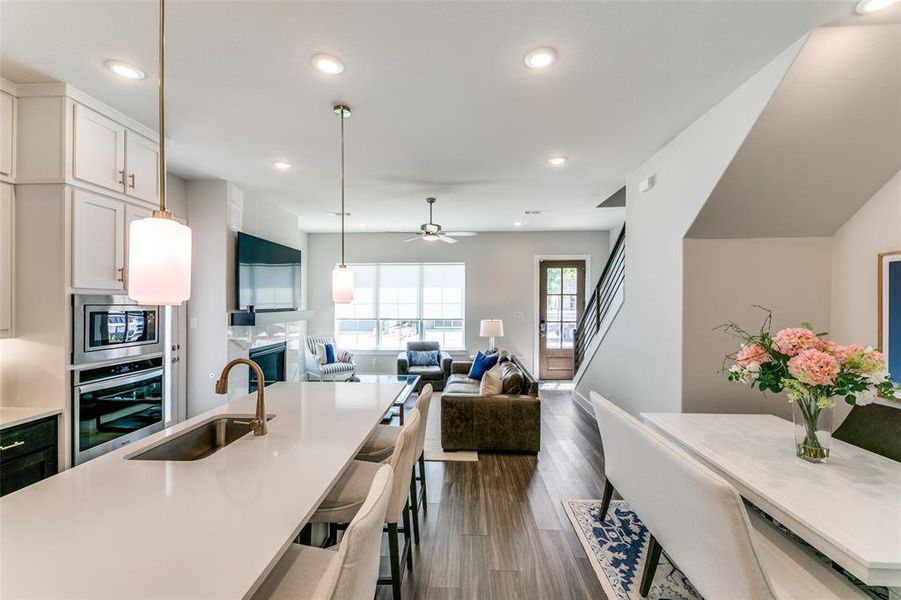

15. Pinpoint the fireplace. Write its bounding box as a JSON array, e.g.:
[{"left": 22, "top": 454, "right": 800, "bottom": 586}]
[{"left": 248, "top": 342, "right": 286, "bottom": 393}]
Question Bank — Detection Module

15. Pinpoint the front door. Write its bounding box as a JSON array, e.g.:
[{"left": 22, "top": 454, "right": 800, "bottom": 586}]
[{"left": 539, "top": 260, "right": 585, "bottom": 380}]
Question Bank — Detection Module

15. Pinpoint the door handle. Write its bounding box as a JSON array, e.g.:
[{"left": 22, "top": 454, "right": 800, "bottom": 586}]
[{"left": 128, "top": 173, "right": 136, "bottom": 189}]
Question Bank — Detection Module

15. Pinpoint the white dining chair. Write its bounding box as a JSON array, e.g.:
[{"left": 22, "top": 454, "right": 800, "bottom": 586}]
[
  {"left": 309, "top": 408, "right": 422, "bottom": 600},
  {"left": 356, "top": 384, "right": 433, "bottom": 544},
  {"left": 589, "top": 391, "right": 868, "bottom": 600},
  {"left": 253, "top": 464, "right": 393, "bottom": 600}
]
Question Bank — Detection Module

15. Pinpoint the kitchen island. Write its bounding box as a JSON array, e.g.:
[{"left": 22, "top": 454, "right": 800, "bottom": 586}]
[{"left": 0, "top": 381, "right": 405, "bottom": 599}]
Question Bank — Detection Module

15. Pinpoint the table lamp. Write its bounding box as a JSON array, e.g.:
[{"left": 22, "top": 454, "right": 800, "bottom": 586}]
[{"left": 480, "top": 319, "right": 504, "bottom": 353}]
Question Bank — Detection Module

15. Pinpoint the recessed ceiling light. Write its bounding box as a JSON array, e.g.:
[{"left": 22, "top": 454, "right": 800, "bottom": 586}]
[
  {"left": 272, "top": 160, "right": 293, "bottom": 170},
  {"left": 513, "top": 221, "right": 523, "bottom": 227},
  {"left": 856, "top": 0, "right": 899, "bottom": 12},
  {"left": 312, "top": 54, "right": 344, "bottom": 75},
  {"left": 105, "top": 60, "right": 145, "bottom": 80},
  {"left": 524, "top": 47, "right": 557, "bottom": 69},
  {"left": 546, "top": 156, "right": 568, "bottom": 167}
]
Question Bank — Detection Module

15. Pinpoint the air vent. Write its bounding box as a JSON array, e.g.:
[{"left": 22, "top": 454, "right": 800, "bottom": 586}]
[
  {"left": 524, "top": 210, "right": 543, "bottom": 215},
  {"left": 328, "top": 212, "right": 351, "bottom": 217}
]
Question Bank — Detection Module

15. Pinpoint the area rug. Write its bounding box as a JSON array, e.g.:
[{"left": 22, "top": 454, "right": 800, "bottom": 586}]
[
  {"left": 423, "top": 393, "right": 478, "bottom": 462},
  {"left": 564, "top": 499, "right": 889, "bottom": 600},
  {"left": 563, "top": 499, "right": 699, "bottom": 600}
]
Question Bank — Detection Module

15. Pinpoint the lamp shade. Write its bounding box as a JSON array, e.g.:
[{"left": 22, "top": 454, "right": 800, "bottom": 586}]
[
  {"left": 332, "top": 265, "right": 354, "bottom": 303},
  {"left": 127, "top": 216, "right": 192, "bottom": 305},
  {"left": 479, "top": 319, "right": 504, "bottom": 338}
]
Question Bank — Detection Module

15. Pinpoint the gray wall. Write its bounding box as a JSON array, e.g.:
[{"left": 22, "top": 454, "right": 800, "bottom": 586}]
[{"left": 307, "top": 231, "right": 610, "bottom": 374}]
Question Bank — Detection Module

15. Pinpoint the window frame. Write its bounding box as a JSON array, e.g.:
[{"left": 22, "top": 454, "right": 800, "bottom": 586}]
[{"left": 334, "top": 262, "right": 466, "bottom": 351}]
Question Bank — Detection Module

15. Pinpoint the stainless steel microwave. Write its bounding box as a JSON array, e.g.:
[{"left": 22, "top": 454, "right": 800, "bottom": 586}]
[{"left": 73, "top": 294, "right": 162, "bottom": 365}]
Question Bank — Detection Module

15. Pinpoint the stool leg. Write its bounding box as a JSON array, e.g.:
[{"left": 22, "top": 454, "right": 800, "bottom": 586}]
[
  {"left": 402, "top": 502, "right": 414, "bottom": 571},
  {"left": 599, "top": 478, "right": 615, "bottom": 522},
  {"left": 639, "top": 534, "right": 662, "bottom": 597},
  {"left": 409, "top": 469, "right": 421, "bottom": 544},
  {"left": 419, "top": 453, "right": 428, "bottom": 513},
  {"left": 387, "top": 523, "right": 402, "bottom": 600}
]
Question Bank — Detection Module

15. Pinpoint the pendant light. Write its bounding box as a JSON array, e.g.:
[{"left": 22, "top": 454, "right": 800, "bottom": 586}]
[
  {"left": 128, "top": 0, "right": 192, "bottom": 306},
  {"left": 332, "top": 104, "right": 354, "bottom": 304}
]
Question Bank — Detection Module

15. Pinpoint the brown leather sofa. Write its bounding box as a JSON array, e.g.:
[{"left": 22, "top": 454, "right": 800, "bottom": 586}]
[{"left": 440, "top": 355, "right": 540, "bottom": 453}]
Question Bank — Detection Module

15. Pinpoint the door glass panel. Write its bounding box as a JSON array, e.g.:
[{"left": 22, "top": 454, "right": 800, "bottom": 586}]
[
  {"left": 546, "top": 322, "right": 561, "bottom": 349},
  {"left": 546, "top": 295, "right": 561, "bottom": 320},
  {"left": 562, "top": 295, "right": 578, "bottom": 321},
  {"left": 546, "top": 268, "right": 561, "bottom": 294},
  {"left": 562, "top": 322, "right": 576, "bottom": 348},
  {"left": 562, "top": 268, "right": 578, "bottom": 293}
]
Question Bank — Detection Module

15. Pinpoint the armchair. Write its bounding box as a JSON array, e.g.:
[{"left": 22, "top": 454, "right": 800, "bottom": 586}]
[
  {"left": 397, "top": 341, "right": 452, "bottom": 391},
  {"left": 305, "top": 335, "right": 356, "bottom": 381}
]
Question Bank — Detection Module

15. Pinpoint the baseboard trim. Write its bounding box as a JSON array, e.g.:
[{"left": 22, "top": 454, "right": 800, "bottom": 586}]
[{"left": 572, "top": 389, "right": 596, "bottom": 421}]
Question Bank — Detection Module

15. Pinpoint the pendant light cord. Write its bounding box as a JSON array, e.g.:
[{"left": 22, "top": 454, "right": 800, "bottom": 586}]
[
  {"left": 340, "top": 106, "right": 346, "bottom": 267},
  {"left": 157, "top": 0, "right": 168, "bottom": 216}
]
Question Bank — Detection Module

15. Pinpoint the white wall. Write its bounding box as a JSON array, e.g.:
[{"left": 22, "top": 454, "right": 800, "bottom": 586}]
[
  {"left": 682, "top": 238, "right": 832, "bottom": 419},
  {"left": 575, "top": 37, "right": 805, "bottom": 416},
  {"left": 307, "top": 231, "right": 609, "bottom": 374},
  {"left": 830, "top": 169, "right": 901, "bottom": 423}
]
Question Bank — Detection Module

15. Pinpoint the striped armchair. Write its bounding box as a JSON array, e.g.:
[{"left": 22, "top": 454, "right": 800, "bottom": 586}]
[{"left": 305, "top": 335, "right": 357, "bottom": 381}]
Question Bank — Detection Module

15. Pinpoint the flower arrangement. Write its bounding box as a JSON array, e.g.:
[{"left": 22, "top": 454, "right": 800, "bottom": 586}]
[{"left": 720, "top": 308, "right": 897, "bottom": 462}]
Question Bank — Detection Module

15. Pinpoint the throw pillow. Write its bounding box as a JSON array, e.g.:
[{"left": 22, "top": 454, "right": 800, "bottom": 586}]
[
  {"left": 315, "top": 342, "right": 328, "bottom": 364},
  {"left": 500, "top": 362, "right": 523, "bottom": 395},
  {"left": 479, "top": 364, "right": 504, "bottom": 396},
  {"left": 325, "top": 343, "right": 336, "bottom": 364},
  {"left": 408, "top": 350, "right": 440, "bottom": 367},
  {"left": 468, "top": 351, "right": 499, "bottom": 380}
]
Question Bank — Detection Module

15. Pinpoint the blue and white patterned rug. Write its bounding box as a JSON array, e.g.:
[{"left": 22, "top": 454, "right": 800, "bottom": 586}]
[
  {"left": 564, "top": 498, "right": 888, "bottom": 600},
  {"left": 563, "top": 499, "right": 700, "bottom": 600}
]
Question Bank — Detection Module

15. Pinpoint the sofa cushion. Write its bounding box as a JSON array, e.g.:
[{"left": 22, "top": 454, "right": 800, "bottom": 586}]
[
  {"left": 447, "top": 374, "right": 477, "bottom": 386},
  {"left": 444, "top": 379, "right": 481, "bottom": 395},
  {"left": 500, "top": 361, "right": 524, "bottom": 395},
  {"left": 408, "top": 365, "right": 444, "bottom": 380},
  {"left": 408, "top": 350, "right": 439, "bottom": 367}
]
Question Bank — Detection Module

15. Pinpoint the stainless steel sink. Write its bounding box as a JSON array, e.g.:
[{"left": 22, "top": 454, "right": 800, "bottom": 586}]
[{"left": 127, "top": 414, "right": 275, "bottom": 461}]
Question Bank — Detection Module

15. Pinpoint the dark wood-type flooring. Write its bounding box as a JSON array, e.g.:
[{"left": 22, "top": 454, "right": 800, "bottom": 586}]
[{"left": 376, "top": 388, "right": 609, "bottom": 600}]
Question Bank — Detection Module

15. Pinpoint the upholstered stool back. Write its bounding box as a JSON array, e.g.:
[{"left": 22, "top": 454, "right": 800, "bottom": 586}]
[
  {"left": 414, "top": 384, "right": 433, "bottom": 459},
  {"left": 385, "top": 408, "right": 421, "bottom": 524}
]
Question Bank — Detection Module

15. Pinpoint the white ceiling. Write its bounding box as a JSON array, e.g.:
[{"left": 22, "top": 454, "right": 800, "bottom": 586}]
[
  {"left": 689, "top": 21, "right": 901, "bottom": 238},
  {"left": 1, "top": 1, "right": 857, "bottom": 233}
]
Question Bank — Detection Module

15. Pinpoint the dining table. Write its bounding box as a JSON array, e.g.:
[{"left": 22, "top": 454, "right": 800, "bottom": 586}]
[{"left": 641, "top": 412, "right": 901, "bottom": 600}]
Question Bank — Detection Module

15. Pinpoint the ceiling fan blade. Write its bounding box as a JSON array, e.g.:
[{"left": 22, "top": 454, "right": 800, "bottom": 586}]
[
  {"left": 402, "top": 236, "right": 422, "bottom": 243},
  {"left": 444, "top": 231, "right": 477, "bottom": 237},
  {"left": 438, "top": 235, "right": 458, "bottom": 244}
]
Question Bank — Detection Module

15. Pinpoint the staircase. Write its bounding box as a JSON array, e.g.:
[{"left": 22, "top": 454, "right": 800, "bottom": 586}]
[{"left": 573, "top": 226, "right": 625, "bottom": 376}]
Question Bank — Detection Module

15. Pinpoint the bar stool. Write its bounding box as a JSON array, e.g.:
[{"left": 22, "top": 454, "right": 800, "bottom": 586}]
[
  {"left": 356, "top": 385, "right": 432, "bottom": 544},
  {"left": 309, "top": 409, "right": 421, "bottom": 600},
  {"left": 253, "top": 465, "right": 393, "bottom": 600}
]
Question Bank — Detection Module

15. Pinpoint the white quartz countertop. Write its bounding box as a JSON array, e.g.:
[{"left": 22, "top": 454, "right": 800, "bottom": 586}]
[
  {"left": 0, "top": 381, "right": 404, "bottom": 600},
  {"left": 0, "top": 406, "right": 62, "bottom": 430}
]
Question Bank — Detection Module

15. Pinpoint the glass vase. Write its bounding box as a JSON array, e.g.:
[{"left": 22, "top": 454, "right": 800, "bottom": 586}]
[{"left": 791, "top": 396, "right": 833, "bottom": 463}]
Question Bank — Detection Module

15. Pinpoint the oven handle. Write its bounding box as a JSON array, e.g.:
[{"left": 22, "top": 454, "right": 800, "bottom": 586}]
[{"left": 75, "top": 368, "right": 164, "bottom": 395}]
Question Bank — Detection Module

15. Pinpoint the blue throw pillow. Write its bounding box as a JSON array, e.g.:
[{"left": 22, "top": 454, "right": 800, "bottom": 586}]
[
  {"left": 325, "top": 343, "right": 336, "bottom": 364},
  {"left": 408, "top": 350, "right": 439, "bottom": 367},
  {"left": 468, "top": 351, "right": 499, "bottom": 380}
]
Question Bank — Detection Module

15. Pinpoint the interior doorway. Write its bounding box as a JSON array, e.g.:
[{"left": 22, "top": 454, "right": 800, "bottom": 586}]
[{"left": 538, "top": 259, "right": 586, "bottom": 380}]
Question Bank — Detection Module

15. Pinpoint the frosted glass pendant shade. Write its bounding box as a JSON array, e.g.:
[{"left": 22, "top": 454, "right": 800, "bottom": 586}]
[
  {"left": 127, "top": 216, "right": 192, "bottom": 305},
  {"left": 332, "top": 265, "right": 354, "bottom": 303}
]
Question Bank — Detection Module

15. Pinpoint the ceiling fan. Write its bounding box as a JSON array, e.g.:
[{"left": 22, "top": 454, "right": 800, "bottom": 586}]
[{"left": 402, "top": 197, "right": 477, "bottom": 244}]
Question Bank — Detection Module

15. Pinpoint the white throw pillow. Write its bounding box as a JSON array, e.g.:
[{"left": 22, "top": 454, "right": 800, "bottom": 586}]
[
  {"left": 479, "top": 364, "right": 504, "bottom": 396},
  {"left": 315, "top": 342, "right": 327, "bottom": 364}
]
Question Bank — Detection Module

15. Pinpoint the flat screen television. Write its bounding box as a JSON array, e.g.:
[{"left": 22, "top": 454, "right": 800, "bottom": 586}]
[{"left": 235, "top": 232, "right": 302, "bottom": 312}]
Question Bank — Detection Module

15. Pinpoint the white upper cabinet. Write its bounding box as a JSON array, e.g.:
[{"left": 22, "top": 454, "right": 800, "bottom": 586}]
[
  {"left": 124, "top": 203, "right": 153, "bottom": 284},
  {"left": 72, "top": 189, "right": 125, "bottom": 290},
  {"left": 0, "top": 91, "right": 14, "bottom": 180},
  {"left": 73, "top": 103, "right": 127, "bottom": 193},
  {"left": 0, "top": 183, "right": 13, "bottom": 337},
  {"left": 125, "top": 131, "right": 159, "bottom": 204}
]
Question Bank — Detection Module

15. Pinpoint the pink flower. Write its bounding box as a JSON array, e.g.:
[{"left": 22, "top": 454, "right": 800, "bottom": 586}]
[
  {"left": 736, "top": 343, "right": 772, "bottom": 368},
  {"left": 772, "top": 327, "right": 820, "bottom": 357},
  {"left": 817, "top": 340, "right": 846, "bottom": 361},
  {"left": 788, "top": 349, "right": 840, "bottom": 387},
  {"left": 841, "top": 343, "right": 866, "bottom": 362}
]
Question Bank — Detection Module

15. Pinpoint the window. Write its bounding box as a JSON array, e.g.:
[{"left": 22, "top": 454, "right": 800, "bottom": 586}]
[{"left": 335, "top": 263, "right": 465, "bottom": 350}]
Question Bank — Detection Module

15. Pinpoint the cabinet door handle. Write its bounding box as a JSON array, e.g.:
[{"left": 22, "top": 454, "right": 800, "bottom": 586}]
[
  {"left": 117, "top": 267, "right": 125, "bottom": 283},
  {"left": 128, "top": 173, "right": 136, "bottom": 189},
  {"left": 0, "top": 440, "right": 25, "bottom": 451},
  {"left": 118, "top": 169, "right": 126, "bottom": 185}
]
